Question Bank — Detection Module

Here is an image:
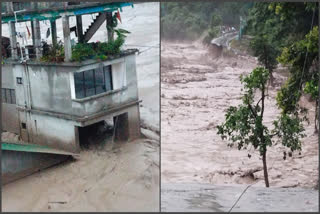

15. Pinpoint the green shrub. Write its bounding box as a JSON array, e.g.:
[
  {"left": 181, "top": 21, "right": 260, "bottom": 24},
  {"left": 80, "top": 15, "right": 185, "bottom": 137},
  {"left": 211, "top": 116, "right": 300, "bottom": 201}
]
[{"left": 71, "top": 43, "right": 96, "bottom": 62}]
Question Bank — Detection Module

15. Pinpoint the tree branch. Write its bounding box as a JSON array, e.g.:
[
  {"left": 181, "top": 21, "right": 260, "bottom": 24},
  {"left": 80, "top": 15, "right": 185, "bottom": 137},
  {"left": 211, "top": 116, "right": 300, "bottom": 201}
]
[{"left": 248, "top": 103, "right": 257, "bottom": 118}]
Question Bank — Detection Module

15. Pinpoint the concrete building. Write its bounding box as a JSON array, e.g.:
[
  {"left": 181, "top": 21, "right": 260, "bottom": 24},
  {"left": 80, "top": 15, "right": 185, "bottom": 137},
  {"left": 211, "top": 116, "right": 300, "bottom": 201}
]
[{"left": 1, "top": 2, "right": 141, "bottom": 153}]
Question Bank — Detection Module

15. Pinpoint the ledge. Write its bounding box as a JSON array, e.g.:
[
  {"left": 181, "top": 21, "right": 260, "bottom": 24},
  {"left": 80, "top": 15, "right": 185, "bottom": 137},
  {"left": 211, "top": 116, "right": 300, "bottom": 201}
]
[
  {"left": 16, "top": 99, "right": 142, "bottom": 123},
  {"left": 3, "top": 49, "right": 138, "bottom": 67},
  {"left": 72, "top": 86, "right": 127, "bottom": 103}
]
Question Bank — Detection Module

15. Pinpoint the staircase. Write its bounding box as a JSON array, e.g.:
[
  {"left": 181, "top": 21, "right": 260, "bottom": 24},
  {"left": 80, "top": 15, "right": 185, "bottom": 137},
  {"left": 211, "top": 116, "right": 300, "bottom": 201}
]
[{"left": 83, "top": 12, "right": 107, "bottom": 43}]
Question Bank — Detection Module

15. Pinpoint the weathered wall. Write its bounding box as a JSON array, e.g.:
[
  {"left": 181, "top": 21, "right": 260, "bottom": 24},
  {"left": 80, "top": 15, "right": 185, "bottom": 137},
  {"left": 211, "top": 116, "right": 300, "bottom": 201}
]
[
  {"left": 18, "top": 111, "right": 80, "bottom": 153},
  {"left": 12, "top": 63, "right": 76, "bottom": 115},
  {"left": 71, "top": 54, "right": 139, "bottom": 117},
  {"left": 2, "top": 64, "right": 19, "bottom": 133},
  {"left": 10, "top": 53, "right": 139, "bottom": 118},
  {"left": 3, "top": 53, "right": 140, "bottom": 151}
]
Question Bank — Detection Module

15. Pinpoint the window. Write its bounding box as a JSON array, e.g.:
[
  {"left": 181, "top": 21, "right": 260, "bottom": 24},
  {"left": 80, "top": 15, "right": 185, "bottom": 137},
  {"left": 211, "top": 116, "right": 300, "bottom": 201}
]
[
  {"left": 84, "top": 69, "right": 95, "bottom": 97},
  {"left": 16, "top": 77, "right": 23, "bottom": 84},
  {"left": 1, "top": 89, "right": 7, "bottom": 103},
  {"left": 104, "top": 65, "right": 113, "bottom": 91},
  {"left": 21, "top": 123, "right": 27, "bottom": 129},
  {"left": 1, "top": 88, "right": 16, "bottom": 104},
  {"left": 74, "top": 65, "right": 113, "bottom": 99}
]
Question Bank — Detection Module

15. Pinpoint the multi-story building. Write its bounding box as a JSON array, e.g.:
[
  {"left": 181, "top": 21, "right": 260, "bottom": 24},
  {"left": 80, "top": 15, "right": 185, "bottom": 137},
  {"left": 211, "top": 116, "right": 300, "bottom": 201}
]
[{"left": 1, "top": 2, "right": 141, "bottom": 153}]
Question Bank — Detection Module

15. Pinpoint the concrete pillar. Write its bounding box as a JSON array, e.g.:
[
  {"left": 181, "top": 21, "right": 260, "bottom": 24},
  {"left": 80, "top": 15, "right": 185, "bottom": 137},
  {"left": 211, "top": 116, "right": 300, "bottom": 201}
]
[
  {"left": 62, "top": 15, "right": 72, "bottom": 62},
  {"left": 76, "top": 15, "right": 84, "bottom": 43},
  {"left": 106, "top": 12, "right": 114, "bottom": 42},
  {"left": 31, "top": 2, "right": 42, "bottom": 59},
  {"left": 6, "top": 2, "right": 18, "bottom": 60},
  {"left": 33, "top": 19, "right": 42, "bottom": 59},
  {"left": 127, "top": 104, "right": 141, "bottom": 141},
  {"left": 8, "top": 22, "right": 18, "bottom": 60},
  {"left": 114, "top": 113, "right": 129, "bottom": 141},
  {"left": 50, "top": 19, "right": 57, "bottom": 48},
  {"left": 31, "top": 21, "right": 35, "bottom": 47}
]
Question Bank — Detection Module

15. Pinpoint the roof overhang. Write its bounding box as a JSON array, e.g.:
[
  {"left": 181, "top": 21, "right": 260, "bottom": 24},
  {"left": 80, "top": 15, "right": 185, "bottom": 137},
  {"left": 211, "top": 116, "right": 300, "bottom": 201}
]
[{"left": 2, "top": 2, "right": 133, "bottom": 23}]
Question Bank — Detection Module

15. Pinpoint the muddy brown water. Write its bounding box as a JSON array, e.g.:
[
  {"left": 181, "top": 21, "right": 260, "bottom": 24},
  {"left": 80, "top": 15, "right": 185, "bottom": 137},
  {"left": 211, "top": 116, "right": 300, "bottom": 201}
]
[{"left": 161, "top": 41, "right": 318, "bottom": 188}]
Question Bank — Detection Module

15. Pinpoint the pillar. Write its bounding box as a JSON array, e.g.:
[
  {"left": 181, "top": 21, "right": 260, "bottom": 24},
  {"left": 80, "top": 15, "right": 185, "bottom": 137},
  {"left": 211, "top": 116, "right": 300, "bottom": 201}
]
[
  {"left": 76, "top": 15, "right": 84, "bottom": 43},
  {"left": 7, "top": 2, "right": 18, "bottom": 60},
  {"left": 127, "top": 104, "right": 141, "bottom": 141},
  {"left": 33, "top": 19, "right": 42, "bottom": 59},
  {"left": 50, "top": 19, "right": 57, "bottom": 47},
  {"left": 31, "top": 2, "right": 42, "bottom": 59},
  {"left": 106, "top": 12, "right": 114, "bottom": 42},
  {"left": 62, "top": 15, "right": 72, "bottom": 62},
  {"left": 114, "top": 113, "right": 129, "bottom": 141}
]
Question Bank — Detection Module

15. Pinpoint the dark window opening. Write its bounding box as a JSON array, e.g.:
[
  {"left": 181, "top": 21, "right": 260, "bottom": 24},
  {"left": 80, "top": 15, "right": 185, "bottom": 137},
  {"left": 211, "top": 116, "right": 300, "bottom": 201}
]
[
  {"left": 1, "top": 88, "right": 16, "bottom": 104},
  {"left": 78, "top": 120, "right": 114, "bottom": 149},
  {"left": 21, "top": 123, "right": 27, "bottom": 129},
  {"left": 16, "top": 77, "right": 23, "bottom": 84},
  {"left": 75, "top": 65, "right": 113, "bottom": 99}
]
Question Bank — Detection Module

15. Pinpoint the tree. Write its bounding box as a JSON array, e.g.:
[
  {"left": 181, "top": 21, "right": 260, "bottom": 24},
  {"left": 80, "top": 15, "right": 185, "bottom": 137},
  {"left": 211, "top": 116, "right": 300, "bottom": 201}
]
[
  {"left": 250, "top": 35, "right": 278, "bottom": 85},
  {"left": 217, "top": 67, "right": 306, "bottom": 187},
  {"left": 277, "top": 26, "right": 319, "bottom": 132},
  {"left": 161, "top": 2, "right": 249, "bottom": 41},
  {"left": 245, "top": 2, "right": 319, "bottom": 132}
]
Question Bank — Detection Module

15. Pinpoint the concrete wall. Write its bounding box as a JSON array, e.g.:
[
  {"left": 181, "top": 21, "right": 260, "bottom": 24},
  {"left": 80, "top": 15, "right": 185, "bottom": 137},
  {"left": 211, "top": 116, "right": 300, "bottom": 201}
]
[
  {"left": 9, "top": 53, "right": 139, "bottom": 118},
  {"left": 18, "top": 110, "right": 80, "bottom": 153},
  {"left": 2, "top": 64, "right": 19, "bottom": 133},
  {"left": 2, "top": 53, "right": 140, "bottom": 152},
  {"left": 71, "top": 54, "right": 139, "bottom": 117}
]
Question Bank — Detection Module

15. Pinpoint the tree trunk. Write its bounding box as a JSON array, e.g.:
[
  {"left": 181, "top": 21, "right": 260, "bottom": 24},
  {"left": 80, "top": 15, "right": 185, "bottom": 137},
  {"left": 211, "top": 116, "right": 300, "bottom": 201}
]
[
  {"left": 315, "top": 100, "right": 318, "bottom": 133},
  {"left": 262, "top": 151, "right": 270, "bottom": 187}
]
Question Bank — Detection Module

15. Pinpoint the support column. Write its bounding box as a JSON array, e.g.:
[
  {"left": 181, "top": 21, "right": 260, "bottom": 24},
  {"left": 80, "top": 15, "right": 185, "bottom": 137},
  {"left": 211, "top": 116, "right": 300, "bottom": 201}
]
[
  {"left": 114, "top": 113, "right": 129, "bottom": 141},
  {"left": 50, "top": 19, "right": 57, "bottom": 47},
  {"left": 106, "top": 12, "right": 114, "bottom": 42},
  {"left": 33, "top": 19, "right": 42, "bottom": 59},
  {"left": 127, "top": 104, "right": 141, "bottom": 141},
  {"left": 31, "top": 21, "right": 35, "bottom": 47},
  {"left": 32, "top": 2, "right": 42, "bottom": 59},
  {"left": 76, "top": 15, "right": 84, "bottom": 43},
  {"left": 62, "top": 15, "right": 72, "bottom": 62},
  {"left": 7, "top": 2, "right": 18, "bottom": 60}
]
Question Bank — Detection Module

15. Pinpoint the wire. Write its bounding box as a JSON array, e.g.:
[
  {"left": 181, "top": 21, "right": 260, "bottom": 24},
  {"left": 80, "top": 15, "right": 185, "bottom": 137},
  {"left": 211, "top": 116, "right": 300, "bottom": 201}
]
[{"left": 228, "top": 181, "right": 258, "bottom": 213}]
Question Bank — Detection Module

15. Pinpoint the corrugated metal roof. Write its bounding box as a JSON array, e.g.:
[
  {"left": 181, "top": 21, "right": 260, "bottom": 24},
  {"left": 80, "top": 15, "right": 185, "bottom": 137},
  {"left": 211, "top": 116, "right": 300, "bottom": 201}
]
[
  {"left": 2, "top": 2, "right": 133, "bottom": 23},
  {"left": 2, "top": 142, "right": 78, "bottom": 156}
]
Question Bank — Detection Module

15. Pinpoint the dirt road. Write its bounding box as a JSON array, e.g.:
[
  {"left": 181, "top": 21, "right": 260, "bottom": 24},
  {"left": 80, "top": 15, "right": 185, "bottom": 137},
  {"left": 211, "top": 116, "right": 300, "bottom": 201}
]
[{"left": 161, "top": 41, "right": 318, "bottom": 188}]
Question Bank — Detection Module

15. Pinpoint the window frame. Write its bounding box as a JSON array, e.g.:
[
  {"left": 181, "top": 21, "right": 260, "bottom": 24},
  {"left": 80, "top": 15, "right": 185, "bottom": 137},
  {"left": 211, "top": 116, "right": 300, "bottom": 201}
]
[
  {"left": 74, "top": 65, "right": 114, "bottom": 99},
  {"left": 1, "top": 88, "right": 16, "bottom": 104}
]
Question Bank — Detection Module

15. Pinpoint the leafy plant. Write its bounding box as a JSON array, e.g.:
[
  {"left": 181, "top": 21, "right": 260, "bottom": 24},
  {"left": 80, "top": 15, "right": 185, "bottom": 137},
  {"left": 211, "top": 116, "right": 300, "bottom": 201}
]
[
  {"left": 277, "top": 26, "right": 319, "bottom": 132},
  {"left": 217, "top": 67, "right": 306, "bottom": 187},
  {"left": 70, "top": 28, "right": 130, "bottom": 62},
  {"left": 71, "top": 43, "right": 96, "bottom": 62},
  {"left": 40, "top": 40, "right": 65, "bottom": 62}
]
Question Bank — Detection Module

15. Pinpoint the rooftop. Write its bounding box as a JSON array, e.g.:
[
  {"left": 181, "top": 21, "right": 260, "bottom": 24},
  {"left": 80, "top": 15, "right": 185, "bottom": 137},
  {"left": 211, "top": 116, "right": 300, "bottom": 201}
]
[
  {"left": 4, "top": 48, "right": 139, "bottom": 67},
  {"left": 1, "top": 2, "right": 133, "bottom": 23}
]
